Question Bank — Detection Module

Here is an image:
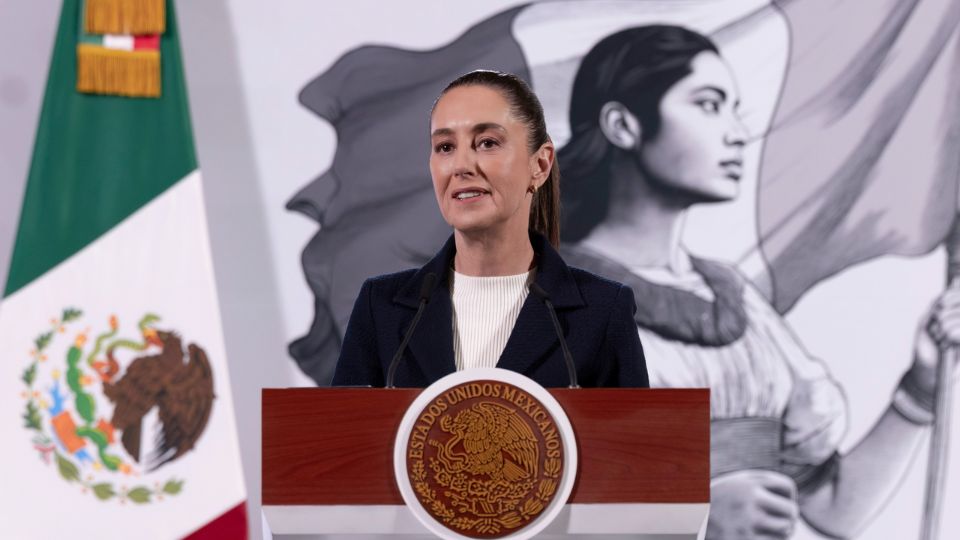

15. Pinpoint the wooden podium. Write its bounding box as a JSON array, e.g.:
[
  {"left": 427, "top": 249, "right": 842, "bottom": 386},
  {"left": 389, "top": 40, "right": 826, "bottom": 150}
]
[{"left": 262, "top": 388, "right": 709, "bottom": 539}]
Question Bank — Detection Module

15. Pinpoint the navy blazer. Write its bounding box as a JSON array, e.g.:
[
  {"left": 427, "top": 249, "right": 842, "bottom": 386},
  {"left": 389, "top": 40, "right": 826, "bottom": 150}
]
[{"left": 331, "top": 232, "right": 649, "bottom": 388}]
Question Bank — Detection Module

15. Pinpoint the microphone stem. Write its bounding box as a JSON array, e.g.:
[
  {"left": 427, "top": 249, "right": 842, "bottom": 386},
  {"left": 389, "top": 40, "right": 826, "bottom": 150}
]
[
  {"left": 385, "top": 298, "right": 428, "bottom": 388},
  {"left": 543, "top": 298, "right": 579, "bottom": 389},
  {"left": 385, "top": 272, "right": 436, "bottom": 388}
]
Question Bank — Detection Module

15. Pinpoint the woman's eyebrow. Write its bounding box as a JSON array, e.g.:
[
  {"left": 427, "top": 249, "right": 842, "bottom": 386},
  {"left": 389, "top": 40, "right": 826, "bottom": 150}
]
[
  {"left": 471, "top": 122, "right": 507, "bottom": 135},
  {"left": 431, "top": 123, "right": 507, "bottom": 138},
  {"left": 691, "top": 85, "right": 727, "bottom": 101}
]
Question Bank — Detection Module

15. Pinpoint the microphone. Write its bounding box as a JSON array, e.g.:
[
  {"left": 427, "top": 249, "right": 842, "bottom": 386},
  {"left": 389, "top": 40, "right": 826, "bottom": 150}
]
[
  {"left": 529, "top": 283, "right": 580, "bottom": 389},
  {"left": 385, "top": 272, "right": 437, "bottom": 388}
]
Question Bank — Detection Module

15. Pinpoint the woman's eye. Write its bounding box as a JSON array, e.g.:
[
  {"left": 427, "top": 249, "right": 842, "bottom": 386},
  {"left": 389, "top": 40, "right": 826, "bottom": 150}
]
[
  {"left": 697, "top": 100, "right": 721, "bottom": 114},
  {"left": 477, "top": 138, "right": 499, "bottom": 150},
  {"left": 434, "top": 142, "right": 453, "bottom": 153}
]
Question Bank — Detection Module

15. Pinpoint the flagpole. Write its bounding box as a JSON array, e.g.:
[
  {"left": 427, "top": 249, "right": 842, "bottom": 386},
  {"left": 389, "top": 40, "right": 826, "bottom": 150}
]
[{"left": 920, "top": 221, "right": 960, "bottom": 540}]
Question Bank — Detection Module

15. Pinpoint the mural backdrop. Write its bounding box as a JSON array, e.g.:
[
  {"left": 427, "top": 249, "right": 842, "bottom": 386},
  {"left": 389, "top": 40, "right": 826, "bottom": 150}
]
[{"left": 281, "top": 1, "right": 960, "bottom": 539}]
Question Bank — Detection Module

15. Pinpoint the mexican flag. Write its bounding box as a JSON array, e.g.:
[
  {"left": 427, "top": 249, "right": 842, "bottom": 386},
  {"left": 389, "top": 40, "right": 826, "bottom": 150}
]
[{"left": 0, "top": 0, "right": 247, "bottom": 538}]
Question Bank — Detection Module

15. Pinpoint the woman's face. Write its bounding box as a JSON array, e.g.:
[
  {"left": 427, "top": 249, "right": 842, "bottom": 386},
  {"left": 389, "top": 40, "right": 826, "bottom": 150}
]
[
  {"left": 638, "top": 51, "right": 747, "bottom": 202},
  {"left": 430, "top": 85, "right": 541, "bottom": 238}
]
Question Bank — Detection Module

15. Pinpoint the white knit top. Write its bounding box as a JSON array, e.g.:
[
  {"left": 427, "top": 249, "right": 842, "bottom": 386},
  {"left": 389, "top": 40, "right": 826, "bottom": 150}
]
[{"left": 450, "top": 269, "right": 534, "bottom": 370}]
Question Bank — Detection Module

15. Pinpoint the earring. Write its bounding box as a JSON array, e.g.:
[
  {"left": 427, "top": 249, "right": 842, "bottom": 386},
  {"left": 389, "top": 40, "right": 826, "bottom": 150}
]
[{"left": 527, "top": 184, "right": 537, "bottom": 194}]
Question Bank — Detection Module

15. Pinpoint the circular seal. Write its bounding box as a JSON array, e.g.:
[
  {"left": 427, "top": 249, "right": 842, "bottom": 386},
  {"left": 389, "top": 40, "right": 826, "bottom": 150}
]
[{"left": 395, "top": 368, "right": 577, "bottom": 540}]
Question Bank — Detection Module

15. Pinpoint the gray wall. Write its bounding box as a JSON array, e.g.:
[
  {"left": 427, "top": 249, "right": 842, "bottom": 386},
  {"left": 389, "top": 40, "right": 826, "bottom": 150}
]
[
  {"left": 0, "top": 0, "right": 58, "bottom": 291},
  {"left": 177, "top": 2, "right": 288, "bottom": 538}
]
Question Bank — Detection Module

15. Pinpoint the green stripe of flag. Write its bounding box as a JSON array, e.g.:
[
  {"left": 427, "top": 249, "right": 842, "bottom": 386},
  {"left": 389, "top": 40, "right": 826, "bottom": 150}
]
[{"left": 5, "top": 0, "right": 196, "bottom": 297}]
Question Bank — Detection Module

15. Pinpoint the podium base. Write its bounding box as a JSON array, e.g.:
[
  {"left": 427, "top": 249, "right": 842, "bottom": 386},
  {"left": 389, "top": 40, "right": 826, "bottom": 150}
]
[{"left": 262, "top": 502, "right": 709, "bottom": 539}]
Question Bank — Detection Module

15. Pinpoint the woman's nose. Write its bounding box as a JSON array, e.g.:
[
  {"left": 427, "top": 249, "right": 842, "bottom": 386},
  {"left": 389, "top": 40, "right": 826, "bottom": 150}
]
[
  {"left": 452, "top": 147, "right": 477, "bottom": 178},
  {"left": 724, "top": 115, "right": 748, "bottom": 148}
]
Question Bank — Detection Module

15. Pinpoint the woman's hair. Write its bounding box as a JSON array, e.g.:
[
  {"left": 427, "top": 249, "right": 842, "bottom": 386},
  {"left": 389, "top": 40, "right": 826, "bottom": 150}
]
[
  {"left": 560, "top": 25, "right": 719, "bottom": 242},
  {"left": 435, "top": 70, "right": 561, "bottom": 247}
]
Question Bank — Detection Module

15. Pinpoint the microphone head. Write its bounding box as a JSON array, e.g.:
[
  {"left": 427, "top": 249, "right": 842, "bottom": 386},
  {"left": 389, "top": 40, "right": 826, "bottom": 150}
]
[
  {"left": 419, "top": 273, "right": 437, "bottom": 302},
  {"left": 529, "top": 282, "right": 549, "bottom": 300}
]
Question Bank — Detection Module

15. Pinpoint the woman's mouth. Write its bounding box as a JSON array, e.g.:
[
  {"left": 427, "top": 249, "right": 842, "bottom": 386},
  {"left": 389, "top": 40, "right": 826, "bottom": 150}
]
[
  {"left": 453, "top": 189, "right": 489, "bottom": 201},
  {"left": 720, "top": 159, "right": 743, "bottom": 181}
]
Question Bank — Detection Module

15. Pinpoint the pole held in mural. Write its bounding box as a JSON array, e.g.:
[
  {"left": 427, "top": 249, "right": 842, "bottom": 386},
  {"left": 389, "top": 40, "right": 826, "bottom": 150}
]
[{"left": 922, "top": 219, "right": 960, "bottom": 540}]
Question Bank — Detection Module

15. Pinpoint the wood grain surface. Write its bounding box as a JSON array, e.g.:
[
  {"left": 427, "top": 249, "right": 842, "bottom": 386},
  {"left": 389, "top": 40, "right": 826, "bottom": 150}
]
[{"left": 262, "top": 388, "right": 708, "bottom": 505}]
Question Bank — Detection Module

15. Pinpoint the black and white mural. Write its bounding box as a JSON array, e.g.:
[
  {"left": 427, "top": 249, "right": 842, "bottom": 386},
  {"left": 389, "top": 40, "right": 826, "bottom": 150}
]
[{"left": 281, "top": 1, "right": 960, "bottom": 538}]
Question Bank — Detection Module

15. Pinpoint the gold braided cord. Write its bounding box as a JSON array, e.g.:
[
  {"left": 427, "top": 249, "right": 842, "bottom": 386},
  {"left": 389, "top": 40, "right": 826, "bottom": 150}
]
[
  {"left": 77, "top": 44, "right": 160, "bottom": 98},
  {"left": 84, "top": 0, "right": 165, "bottom": 35}
]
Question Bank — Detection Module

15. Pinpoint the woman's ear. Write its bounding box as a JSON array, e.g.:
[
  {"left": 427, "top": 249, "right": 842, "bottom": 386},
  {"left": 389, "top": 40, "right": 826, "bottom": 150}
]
[
  {"left": 530, "top": 140, "right": 555, "bottom": 187},
  {"left": 599, "top": 101, "right": 641, "bottom": 150}
]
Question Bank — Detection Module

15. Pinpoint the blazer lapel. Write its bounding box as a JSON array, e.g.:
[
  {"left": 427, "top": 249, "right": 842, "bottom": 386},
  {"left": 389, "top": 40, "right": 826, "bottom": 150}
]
[
  {"left": 496, "top": 233, "right": 585, "bottom": 376},
  {"left": 403, "top": 291, "right": 456, "bottom": 384},
  {"left": 393, "top": 235, "right": 457, "bottom": 383},
  {"left": 495, "top": 295, "right": 558, "bottom": 375}
]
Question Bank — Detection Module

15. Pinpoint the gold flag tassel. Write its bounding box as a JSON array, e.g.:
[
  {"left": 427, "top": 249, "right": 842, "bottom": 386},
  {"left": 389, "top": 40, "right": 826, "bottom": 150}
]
[
  {"left": 76, "top": 43, "right": 160, "bottom": 98},
  {"left": 84, "top": 0, "right": 165, "bottom": 35}
]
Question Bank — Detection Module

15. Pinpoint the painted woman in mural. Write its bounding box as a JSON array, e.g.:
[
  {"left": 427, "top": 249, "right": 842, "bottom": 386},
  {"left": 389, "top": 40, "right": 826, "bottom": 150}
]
[{"left": 558, "top": 25, "right": 960, "bottom": 540}]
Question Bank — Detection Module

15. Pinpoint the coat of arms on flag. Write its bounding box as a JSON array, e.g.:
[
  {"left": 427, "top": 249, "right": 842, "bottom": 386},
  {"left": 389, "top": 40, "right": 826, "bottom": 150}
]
[{"left": 20, "top": 308, "right": 215, "bottom": 503}]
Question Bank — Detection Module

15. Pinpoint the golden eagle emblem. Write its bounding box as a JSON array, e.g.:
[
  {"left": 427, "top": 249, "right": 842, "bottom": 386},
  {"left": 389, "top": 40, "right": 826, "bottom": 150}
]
[
  {"left": 435, "top": 402, "right": 538, "bottom": 487},
  {"left": 406, "top": 380, "right": 565, "bottom": 538}
]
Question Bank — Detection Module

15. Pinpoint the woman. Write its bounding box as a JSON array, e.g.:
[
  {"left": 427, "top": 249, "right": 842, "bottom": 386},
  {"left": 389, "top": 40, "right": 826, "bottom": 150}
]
[
  {"left": 332, "top": 70, "right": 648, "bottom": 389},
  {"left": 559, "top": 26, "right": 960, "bottom": 540}
]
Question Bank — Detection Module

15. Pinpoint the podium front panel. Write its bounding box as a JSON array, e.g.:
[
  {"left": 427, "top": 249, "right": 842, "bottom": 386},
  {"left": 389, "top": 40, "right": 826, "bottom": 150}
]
[{"left": 262, "top": 387, "right": 709, "bottom": 537}]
